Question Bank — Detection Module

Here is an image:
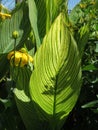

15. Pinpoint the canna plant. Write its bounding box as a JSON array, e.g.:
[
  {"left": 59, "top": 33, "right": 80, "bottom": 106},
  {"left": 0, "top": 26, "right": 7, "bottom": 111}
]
[{"left": 0, "top": 0, "right": 96, "bottom": 129}]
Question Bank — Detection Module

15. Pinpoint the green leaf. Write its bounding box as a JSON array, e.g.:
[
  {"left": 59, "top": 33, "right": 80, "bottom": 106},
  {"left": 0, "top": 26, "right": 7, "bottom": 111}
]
[
  {"left": 34, "top": 0, "right": 46, "bottom": 39},
  {"left": 0, "top": 54, "right": 9, "bottom": 79},
  {"left": 95, "top": 43, "right": 98, "bottom": 52},
  {"left": 82, "top": 64, "right": 98, "bottom": 71},
  {"left": 95, "top": 24, "right": 98, "bottom": 31},
  {"left": 30, "top": 13, "right": 82, "bottom": 130},
  {"left": 81, "top": 100, "right": 98, "bottom": 108},
  {"left": 82, "top": 99, "right": 98, "bottom": 116},
  {"left": 28, "top": 0, "right": 41, "bottom": 48},
  {"left": 0, "top": 1, "right": 31, "bottom": 54}
]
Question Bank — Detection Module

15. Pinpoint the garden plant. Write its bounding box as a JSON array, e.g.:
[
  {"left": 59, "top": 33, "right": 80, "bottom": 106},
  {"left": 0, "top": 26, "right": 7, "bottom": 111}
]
[{"left": 0, "top": 0, "right": 98, "bottom": 130}]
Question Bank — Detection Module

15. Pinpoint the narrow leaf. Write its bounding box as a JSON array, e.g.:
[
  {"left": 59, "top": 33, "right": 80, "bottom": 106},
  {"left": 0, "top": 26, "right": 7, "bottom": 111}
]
[{"left": 28, "top": 0, "right": 41, "bottom": 48}]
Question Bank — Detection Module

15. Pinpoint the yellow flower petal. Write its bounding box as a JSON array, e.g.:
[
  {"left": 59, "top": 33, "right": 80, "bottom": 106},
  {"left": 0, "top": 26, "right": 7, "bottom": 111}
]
[
  {"left": 10, "top": 51, "right": 23, "bottom": 67},
  {"left": 7, "top": 51, "right": 14, "bottom": 59},
  {"left": 21, "top": 53, "right": 28, "bottom": 66},
  {"left": 0, "top": 12, "right": 11, "bottom": 19},
  {"left": 28, "top": 55, "right": 34, "bottom": 63}
]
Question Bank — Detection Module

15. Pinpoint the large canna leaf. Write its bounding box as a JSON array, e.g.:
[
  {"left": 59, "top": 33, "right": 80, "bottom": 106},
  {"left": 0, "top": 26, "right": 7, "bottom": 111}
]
[
  {"left": 30, "top": 13, "right": 82, "bottom": 130},
  {"left": 0, "top": 1, "right": 31, "bottom": 54}
]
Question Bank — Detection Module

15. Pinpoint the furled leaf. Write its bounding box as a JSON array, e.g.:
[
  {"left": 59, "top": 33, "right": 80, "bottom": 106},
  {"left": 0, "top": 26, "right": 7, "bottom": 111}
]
[
  {"left": 0, "top": 1, "right": 31, "bottom": 54},
  {"left": 30, "top": 13, "right": 82, "bottom": 130},
  {"left": 35, "top": 0, "right": 68, "bottom": 39},
  {"left": 45, "top": 0, "right": 68, "bottom": 32}
]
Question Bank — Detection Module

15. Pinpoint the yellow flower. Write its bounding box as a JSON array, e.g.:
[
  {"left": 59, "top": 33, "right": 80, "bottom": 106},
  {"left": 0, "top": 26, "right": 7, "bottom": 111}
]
[
  {"left": 7, "top": 50, "right": 33, "bottom": 67},
  {"left": 19, "top": 48, "right": 33, "bottom": 63},
  {"left": 0, "top": 12, "right": 11, "bottom": 19},
  {"left": 10, "top": 52, "right": 23, "bottom": 67}
]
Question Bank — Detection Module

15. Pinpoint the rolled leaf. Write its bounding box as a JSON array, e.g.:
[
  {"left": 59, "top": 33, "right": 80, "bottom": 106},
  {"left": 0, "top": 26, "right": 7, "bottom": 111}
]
[
  {"left": 35, "top": 0, "right": 68, "bottom": 38},
  {"left": 30, "top": 13, "right": 82, "bottom": 130}
]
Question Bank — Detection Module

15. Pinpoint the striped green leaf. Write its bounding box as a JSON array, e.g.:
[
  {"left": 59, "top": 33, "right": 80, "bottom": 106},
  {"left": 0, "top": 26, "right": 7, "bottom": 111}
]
[
  {"left": 34, "top": 0, "right": 68, "bottom": 39},
  {"left": 30, "top": 13, "right": 82, "bottom": 130}
]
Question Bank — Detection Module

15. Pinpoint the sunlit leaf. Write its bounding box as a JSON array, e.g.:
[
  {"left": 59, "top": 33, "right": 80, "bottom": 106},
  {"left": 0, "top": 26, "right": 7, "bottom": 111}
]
[{"left": 30, "top": 13, "right": 82, "bottom": 130}]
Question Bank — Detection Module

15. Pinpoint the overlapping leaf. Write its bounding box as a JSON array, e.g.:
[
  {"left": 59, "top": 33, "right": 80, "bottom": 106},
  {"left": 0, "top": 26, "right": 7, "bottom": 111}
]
[
  {"left": 0, "top": 1, "right": 31, "bottom": 54},
  {"left": 30, "top": 13, "right": 82, "bottom": 130},
  {"left": 28, "top": 0, "right": 40, "bottom": 48},
  {"left": 12, "top": 67, "right": 42, "bottom": 130}
]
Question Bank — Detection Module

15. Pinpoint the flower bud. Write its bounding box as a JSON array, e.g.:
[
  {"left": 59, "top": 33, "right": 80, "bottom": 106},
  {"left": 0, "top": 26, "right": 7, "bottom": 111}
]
[{"left": 12, "top": 31, "right": 19, "bottom": 39}]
